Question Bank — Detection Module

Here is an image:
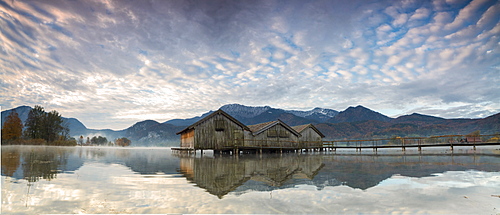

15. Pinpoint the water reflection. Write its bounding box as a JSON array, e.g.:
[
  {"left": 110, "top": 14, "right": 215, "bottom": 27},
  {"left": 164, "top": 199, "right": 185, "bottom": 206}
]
[
  {"left": 1, "top": 149, "right": 20, "bottom": 177},
  {"left": 175, "top": 152, "right": 500, "bottom": 197},
  {"left": 177, "top": 154, "right": 324, "bottom": 198},
  {"left": 1, "top": 146, "right": 81, "bottom": 183},
  {"left": 2, "top": 146, "right": 499, "bottom": 197},
  {"left": 316, "top": 154, "right": 500, "bottom": 190},
  {"left": 2, "top": 146, "right": 500, "bottom": 214},
  {"left": 1, "top": 146, "right": 182, "bottom": 179}
]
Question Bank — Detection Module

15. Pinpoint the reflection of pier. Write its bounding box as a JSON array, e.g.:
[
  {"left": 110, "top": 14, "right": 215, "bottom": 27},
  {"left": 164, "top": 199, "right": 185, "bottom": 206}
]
[
  {"left": 177, "top": 154, "right": 324, "bottom": 198},
  {"left": 316, "top": 153, "right": 500, "bottom": 190}
]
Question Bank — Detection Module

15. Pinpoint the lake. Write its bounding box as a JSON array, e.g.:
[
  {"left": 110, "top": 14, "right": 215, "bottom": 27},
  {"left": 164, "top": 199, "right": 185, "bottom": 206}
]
[{"left": 1, "top": 145, "right": 500, "bottom": 214}]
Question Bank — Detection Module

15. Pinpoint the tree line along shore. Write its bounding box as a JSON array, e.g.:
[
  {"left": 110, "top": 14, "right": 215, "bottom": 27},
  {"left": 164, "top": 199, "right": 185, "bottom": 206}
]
[{"left": 1, "top": 105, "right": 130, "bottom": 147}]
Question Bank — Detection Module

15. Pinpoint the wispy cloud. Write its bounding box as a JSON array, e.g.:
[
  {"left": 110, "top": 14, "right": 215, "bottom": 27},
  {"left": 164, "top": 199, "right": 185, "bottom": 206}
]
[{"left": 1, "top": 0, "right": 498, "bottom": 129}]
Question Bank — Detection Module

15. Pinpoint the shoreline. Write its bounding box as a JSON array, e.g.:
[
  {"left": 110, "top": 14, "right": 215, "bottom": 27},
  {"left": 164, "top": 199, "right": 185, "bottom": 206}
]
[{"left": 3, "top": 145, "right": 500, "bottom": 156}]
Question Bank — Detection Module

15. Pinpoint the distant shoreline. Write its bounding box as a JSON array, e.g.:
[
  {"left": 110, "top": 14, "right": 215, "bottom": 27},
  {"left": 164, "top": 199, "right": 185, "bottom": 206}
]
[{"left": 3, "top": 145, "right": 499, "bottom": 156}]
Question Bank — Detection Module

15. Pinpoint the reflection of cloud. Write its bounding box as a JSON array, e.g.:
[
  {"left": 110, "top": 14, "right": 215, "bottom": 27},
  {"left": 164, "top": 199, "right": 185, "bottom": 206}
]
[
  {"left": 1, "top": 0, "right": 499, "bottom": 129},
  {"left": 2, "top": 163, "right": 500, "bottom": 214}
]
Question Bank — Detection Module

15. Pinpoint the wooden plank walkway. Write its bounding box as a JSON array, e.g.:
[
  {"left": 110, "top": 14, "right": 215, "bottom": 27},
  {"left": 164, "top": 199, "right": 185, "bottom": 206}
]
[
  {"left": 323, "top": 141, "right": 499, "bottom": 152},
  {"left": 322, "top": 134, "right": 499, "bottom": 152},
  {"left": 171, "top": 147, "right": 196, "bottom": 154}
]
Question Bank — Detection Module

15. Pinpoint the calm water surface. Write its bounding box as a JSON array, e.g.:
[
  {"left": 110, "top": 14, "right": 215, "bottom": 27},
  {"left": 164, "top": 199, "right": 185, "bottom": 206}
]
[{"left": 1, "top": 145, "right": 500, "bottom": 214}]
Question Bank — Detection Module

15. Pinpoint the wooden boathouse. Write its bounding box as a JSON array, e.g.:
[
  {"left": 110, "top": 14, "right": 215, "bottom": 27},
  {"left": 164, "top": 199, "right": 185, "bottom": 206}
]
[
  {"left": 246, "top": 120, "right": 301, "bottom": 149},
  {"left": 174, "top": 109, "right": 325, "bottom": 153},
  {"left": 292, "top": 124, "right": 326, "bottom": 149},
  {"left": 173, "top": 109, "right": 500, "bottom": 154},
  {"left": 176, "top": 109, "right": 251, "bottom": 152}
]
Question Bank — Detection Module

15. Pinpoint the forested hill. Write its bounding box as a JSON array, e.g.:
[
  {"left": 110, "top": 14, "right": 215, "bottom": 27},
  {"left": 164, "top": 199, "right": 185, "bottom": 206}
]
[
  {"left": 2, "top": 105, "right": 499, "bottom": 146},
  {"left": 316, "top": 112, "right": 500, "bottom": 140}
]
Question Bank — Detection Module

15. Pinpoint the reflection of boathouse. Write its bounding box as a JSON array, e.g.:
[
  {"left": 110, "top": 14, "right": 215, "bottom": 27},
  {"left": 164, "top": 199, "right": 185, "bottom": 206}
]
[
  {"left": 175, "top": 109, "right": 325, "bottom": 153},
  {"left": 178, "top": 155, "right": 324, "bottom": 198}
]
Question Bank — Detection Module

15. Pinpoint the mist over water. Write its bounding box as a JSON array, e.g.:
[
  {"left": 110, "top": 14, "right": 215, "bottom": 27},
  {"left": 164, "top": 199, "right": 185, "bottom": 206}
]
[{"left": 2, "top": 145, "right": 499, "bottom": 214}]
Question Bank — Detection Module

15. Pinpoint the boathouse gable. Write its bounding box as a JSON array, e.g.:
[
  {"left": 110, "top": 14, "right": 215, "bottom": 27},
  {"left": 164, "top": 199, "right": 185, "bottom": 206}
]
[
  {"left": 176, "top": 109, "right": 250, "bottom": 150},
  {"left": 292, "top": 124, "right": 325, "bottom": 148},
  {"left": 246, "top": 120, "right": 301, "bottom": 148}
]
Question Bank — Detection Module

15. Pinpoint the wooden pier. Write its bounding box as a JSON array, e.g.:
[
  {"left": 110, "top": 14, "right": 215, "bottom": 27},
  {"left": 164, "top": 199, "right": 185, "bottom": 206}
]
[
  {"left": 171, "top": 134, "right": 500, "bottom": 155},
  {"left": 322, "top": 135, "right": 499, "bottom": 152}
]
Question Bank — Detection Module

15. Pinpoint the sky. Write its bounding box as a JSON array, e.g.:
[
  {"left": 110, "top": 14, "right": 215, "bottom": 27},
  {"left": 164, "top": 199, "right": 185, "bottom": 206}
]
[{"left": 1, "top": 0, "right": 499, "bottom": 130}]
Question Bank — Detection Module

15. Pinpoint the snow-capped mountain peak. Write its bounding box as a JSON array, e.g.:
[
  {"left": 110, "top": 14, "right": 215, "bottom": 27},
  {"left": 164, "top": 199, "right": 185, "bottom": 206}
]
[
  {"left": 218, "top": 104, "right": 338, "bottom": 123},
  {"left": 284, "top": 107, "right": 338, "bottom": 119}
]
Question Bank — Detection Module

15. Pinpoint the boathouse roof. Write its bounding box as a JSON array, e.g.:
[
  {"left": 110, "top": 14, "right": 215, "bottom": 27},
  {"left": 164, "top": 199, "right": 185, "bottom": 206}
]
[
  {"left": 176, "top": 109, "right": 250, "bottom": 135},
  {"left": 247, "top": 119, "right": 301, "bottom": 137},
  {"left": 292, "top": 124, "right": 326, "bottom": 138}
]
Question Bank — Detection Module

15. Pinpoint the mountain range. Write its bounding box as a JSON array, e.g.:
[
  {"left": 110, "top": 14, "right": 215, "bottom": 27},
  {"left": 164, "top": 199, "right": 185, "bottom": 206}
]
[{"left": 2, "top": 104, "right": 499, "bottom": 146}]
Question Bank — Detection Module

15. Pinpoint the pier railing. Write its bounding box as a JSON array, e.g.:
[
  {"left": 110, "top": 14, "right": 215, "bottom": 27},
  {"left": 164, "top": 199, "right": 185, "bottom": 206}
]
[
  {"left": 322, "top": 134, "right": 500, "bottom": 151},
  {"left": 239, "top": 139, "right": 323, "bottom": 149},
  {"left": 235, "top": 134, "right": 499, "bottom": 150}
]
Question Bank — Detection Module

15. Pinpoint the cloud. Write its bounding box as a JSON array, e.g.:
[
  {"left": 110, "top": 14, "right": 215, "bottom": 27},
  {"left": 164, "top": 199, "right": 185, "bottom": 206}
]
[
  {"left": 409, "top": 7, "right": 432, "bottom": 21},
  {"left": 0, "top": 0, "right": 499, "bottom": 129},
  {"left": 444, "top": 0, "right": 495, "bottom": 31}
]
